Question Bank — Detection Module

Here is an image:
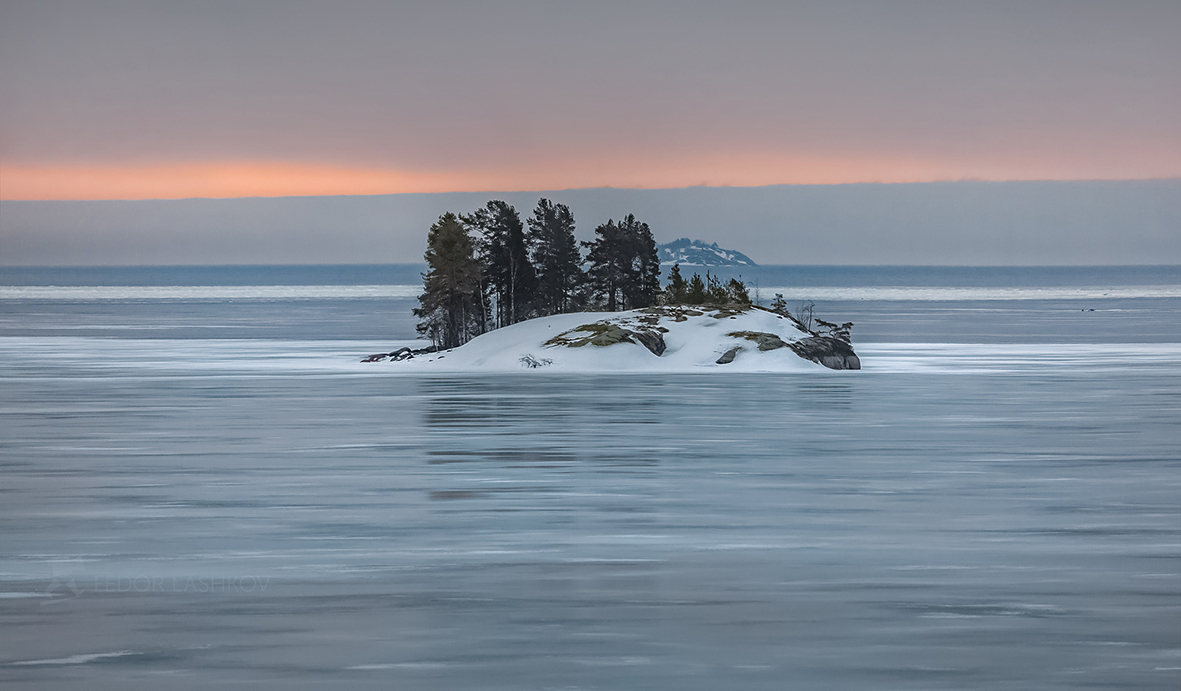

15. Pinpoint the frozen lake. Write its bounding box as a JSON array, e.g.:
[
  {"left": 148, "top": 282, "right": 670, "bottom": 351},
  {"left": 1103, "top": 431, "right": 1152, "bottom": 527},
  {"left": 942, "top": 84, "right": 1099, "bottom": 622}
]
[{"left": 1, "top": 265, "right": 1179, "bottom": 689}]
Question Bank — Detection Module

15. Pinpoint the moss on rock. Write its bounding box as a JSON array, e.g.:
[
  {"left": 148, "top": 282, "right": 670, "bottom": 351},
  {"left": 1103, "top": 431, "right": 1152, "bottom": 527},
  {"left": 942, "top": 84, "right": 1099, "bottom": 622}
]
[
  {"left": 726, "top": 331, "right": 789, "bottom": 351},
  {"left": 545, "top": 321, "right": 665, "bottom": 356},
  {"left": 545, "top": 322, "right": 634, "bottom": 348}
]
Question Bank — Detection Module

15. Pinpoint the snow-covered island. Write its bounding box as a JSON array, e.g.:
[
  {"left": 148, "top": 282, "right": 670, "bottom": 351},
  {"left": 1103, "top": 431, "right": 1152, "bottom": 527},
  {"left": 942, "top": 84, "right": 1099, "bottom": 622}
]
[
  {"left": 658, "top": 238, "right": 756, "bottom": 267},
  {"left": 365, "top": 305, "right": 859, "bottom": 373},
  {"left": 381, "top": 202, "right": 858, "bottom": 373}
]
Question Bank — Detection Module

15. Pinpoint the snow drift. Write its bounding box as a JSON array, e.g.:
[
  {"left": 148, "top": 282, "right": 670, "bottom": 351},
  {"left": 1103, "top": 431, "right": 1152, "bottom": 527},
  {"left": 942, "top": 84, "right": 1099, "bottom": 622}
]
[{"left": 375, "top": 306, "right": 860, "bottom": 373}]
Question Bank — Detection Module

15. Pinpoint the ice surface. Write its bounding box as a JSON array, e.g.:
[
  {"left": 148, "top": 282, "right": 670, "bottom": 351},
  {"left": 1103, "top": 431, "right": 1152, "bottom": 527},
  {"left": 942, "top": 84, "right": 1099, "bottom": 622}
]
[
  {"left": 0, "top": 285, "right": 420, "bottom": 300},
  {"left": 2, "top": 266, "right": 1179, "bottom": 690},
  {"left": 2, "top": 358, "right": 1178, "bottom": 689}
]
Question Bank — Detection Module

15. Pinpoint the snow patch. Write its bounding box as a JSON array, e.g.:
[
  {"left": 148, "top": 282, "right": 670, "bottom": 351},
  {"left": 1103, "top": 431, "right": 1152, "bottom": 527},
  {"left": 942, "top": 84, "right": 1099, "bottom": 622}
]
[{"left": 388, "top": 308, "right": 828, "bottom": 373}]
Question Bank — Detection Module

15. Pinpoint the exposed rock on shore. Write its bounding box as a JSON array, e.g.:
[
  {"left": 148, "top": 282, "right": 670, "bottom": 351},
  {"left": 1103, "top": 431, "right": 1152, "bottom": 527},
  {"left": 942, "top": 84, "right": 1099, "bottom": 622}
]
[
  {"left": 726, "top": 330, "right": 789, "bottom": 351},
  {"left": 789, "top": 336, "right": 861, "bottom": 370},
  {"left": 716, "top": 346, "right": 741, "bottom": 364},
  {"left": 544, "top": 322, "right": 666, "bottom": 356},
  {"left": 369, "top": 304, "right": 860, "bottom": 372},
  {"left": 721, "top": 328, "right": 859, "bottom": 370}
]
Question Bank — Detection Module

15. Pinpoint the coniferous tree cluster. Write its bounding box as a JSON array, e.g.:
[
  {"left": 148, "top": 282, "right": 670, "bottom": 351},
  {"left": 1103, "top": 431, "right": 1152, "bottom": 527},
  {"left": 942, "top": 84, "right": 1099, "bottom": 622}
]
[
  {"left": 416, "top": 199, "right": 661, "bottom": 348},
  {"left": 583, "top": 214, "right": 660, "bottom": 311},
  {"left": 462, "top": 201, "right": 535, "bottom": 328},
  {"left": 660, "top": 264, "right": 752, "bottom": 308},
  {"left": 415, "top": 200, "right": 767, "bottom": 350},
  {"left": 527, "top": 199, "right": 581, "bottom": 315}
]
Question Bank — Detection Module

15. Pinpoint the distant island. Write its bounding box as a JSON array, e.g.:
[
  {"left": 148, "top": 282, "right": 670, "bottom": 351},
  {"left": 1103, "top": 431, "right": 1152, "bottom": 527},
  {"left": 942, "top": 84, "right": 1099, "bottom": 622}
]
[
  {"left": 368, "top": 197, "right": 857, "bottom": 370},
  {"left": 658, "top": 238, "right": 756, "bottom": 267}
]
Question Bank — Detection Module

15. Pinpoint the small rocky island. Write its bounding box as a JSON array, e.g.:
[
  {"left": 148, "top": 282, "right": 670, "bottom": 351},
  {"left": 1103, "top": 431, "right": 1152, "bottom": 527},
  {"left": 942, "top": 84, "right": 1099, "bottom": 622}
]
[
  {"left": 365, "top": 200, "right": 858, "bottom": 372},
  {"left": 365, "top": 302, "right": 859, "bottom": 372}
]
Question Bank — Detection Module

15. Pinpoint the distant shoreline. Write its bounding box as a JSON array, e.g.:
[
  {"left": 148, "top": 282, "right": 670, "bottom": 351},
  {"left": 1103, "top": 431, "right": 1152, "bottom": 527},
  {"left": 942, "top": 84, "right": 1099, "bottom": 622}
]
[{"left": 3, "top": 264, "right": 1178, "bottom": 286}]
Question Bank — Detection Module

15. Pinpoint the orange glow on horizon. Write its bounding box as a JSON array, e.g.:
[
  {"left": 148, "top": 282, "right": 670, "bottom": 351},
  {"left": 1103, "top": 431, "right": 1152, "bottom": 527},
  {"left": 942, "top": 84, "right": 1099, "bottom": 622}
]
[{"left": 2, "top": 157, "right": 1176, "bottom": 201}]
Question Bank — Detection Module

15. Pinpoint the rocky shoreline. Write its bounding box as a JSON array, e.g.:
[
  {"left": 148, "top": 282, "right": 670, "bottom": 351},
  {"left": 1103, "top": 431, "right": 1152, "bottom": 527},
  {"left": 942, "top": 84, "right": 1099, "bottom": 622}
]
[{"left": 363, "top": 304, "right": 860, "bottom": 371}]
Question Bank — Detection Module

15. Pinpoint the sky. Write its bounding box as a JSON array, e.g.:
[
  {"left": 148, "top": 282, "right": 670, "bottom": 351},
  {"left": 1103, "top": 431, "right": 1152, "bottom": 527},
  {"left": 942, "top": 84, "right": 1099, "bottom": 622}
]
[{"left": 1, "top": 1, "right": 1179, "bottom": 201}]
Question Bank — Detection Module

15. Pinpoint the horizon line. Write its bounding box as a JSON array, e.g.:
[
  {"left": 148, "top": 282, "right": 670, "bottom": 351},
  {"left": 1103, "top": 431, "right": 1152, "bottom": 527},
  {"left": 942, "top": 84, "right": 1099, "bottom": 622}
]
[
  {"left": 4, "top": 176, "right": 1179, "bottom": 204},
  {"left": 5, "top": 262, "right": 1180, "bottom": 270}
]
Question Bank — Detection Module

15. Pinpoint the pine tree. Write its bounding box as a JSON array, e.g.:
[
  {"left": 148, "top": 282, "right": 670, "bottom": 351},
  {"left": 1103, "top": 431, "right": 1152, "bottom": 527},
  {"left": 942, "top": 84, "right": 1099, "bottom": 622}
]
[
  {"left": 583, "top": 219, "right": 627, "bottom": 311},
  {"left": 686, "top": 273, "right": 706, "bottom": 305},
  {"left": 621, "top": 214, "right": 661, "bottom": 308},
  {"left": 705, "top": 271, "right": 728, "bottom": 305},
  {"left": 664, "top": 263, "right": 687, "bottom": 304},
  {"left": 726, "top": 278, "right": 751, "bottom": 305},
  {"left": 414, "top": 213, "right": 486, "bottom": 350},
  {"left": 527, "top": 198, "right": 583, "bottom": 315},
  {"left": 463, "top": 201, "right": 536, "bottom": 327}
]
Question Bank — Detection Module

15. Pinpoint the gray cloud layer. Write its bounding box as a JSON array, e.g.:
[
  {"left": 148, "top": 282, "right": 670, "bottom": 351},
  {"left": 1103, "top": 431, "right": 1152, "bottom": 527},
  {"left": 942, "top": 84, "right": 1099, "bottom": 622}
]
[
  {"left": 2, "top": 1, "right": 1178, "bottom": 174},
  {"left": 3, "top": 181, "right": 1177, "bottom": 266}
]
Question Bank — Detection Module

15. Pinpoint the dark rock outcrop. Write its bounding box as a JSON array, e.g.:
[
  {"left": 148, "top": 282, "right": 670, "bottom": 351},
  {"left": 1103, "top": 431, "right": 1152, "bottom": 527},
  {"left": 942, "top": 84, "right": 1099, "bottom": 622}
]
[
  {"left": 546, "top": 321, "right": 665, "bottom": 356},
  {"left": 725, "top": 329, "right": 859, "bottom": 369},
  {"left": 630, "top": 329, "right": 666, "bottom": 357},
  {"left": 789, "top": 336, "right": 861, "bottom": 370},
  {"left": 716, "top": 346, "right": 741, "bottom": 364},
  {"left": 726, "top": 331, "right": 789, "bottom": 351},
  {"left": 361, "top": 345, "right": 433, "bottom": 363}
]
